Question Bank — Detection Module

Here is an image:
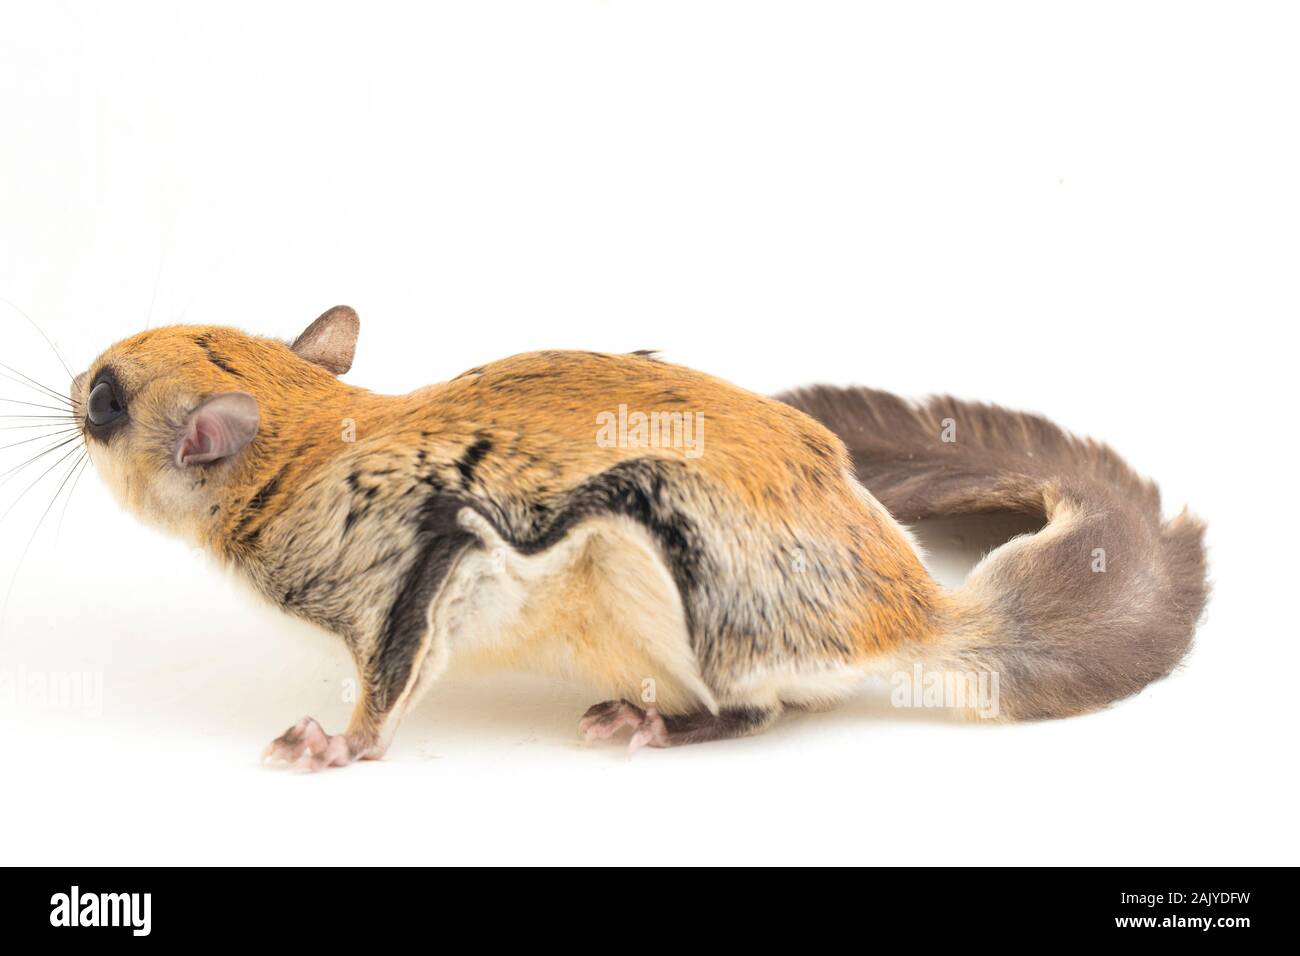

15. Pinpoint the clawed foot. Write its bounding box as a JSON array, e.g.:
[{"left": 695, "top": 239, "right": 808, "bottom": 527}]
[
  {"left": 578, "top": 700, "right": 669, "bottom": 753},
  {"left": 262, "top": 716, "right": 356, "bottom": 772}
]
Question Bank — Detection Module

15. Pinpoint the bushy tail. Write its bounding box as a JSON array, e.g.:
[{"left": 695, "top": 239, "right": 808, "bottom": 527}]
[{"left": 778, "top": 385, "right": 1209, "bottom": 719}]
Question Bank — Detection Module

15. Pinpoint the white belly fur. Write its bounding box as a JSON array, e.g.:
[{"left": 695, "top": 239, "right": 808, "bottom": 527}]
[
  {"left": 421, "top": 508, "right": 868, "bottom": 717},
  {"left": 430, "top": 509, "right": 719, "bottom": 716}
]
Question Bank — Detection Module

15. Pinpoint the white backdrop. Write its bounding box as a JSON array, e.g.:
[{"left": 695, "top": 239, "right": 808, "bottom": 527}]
[{"left": 1, "top": 1, "right": 1295, "bottom": 865}]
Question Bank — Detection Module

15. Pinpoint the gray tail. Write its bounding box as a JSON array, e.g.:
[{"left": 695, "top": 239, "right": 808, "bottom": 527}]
[{"left": 778, "top": 385, "right": 1210, "bottom": 719}]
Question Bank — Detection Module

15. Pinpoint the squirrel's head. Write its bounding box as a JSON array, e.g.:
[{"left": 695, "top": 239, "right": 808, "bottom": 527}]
[{"left": 71, "top": 306, "right": 360, "bottom": 543}]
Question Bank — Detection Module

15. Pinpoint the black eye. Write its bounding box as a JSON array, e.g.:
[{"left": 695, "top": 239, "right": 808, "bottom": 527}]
[{"left": 87, "top": 380, "right": 126, "bottom": 427}]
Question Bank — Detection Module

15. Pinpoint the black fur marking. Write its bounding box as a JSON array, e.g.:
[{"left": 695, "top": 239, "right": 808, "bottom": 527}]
[
  {"left": 207, "top": 353, "right": 239, "bottom": 376},
  {"left": 802, "top": 436, "right": 834, "bottom": 460},
  {"left": 371, "top": 494, "right": 478, "bottom": 713},
  {"left": 481, "top": 458, "right": 708, "bottom": 637},
  {"left": 195, "top": 335, "right": 241, "bottom": 377},
  {"left": 372, "top": 459, "right": 706, "bottom": 716},
  {"left": 661, "top": 706, "right": 772, "bottom": 744},
  {"left": 340, "top": 471, "right": 387, "bottom": 540},
  {"left": 234, "top": 465, "right": 288, "bottom": 539},
  {"left": 247, "top": 467, "right": 286, "bottom": 514},
  {"left": 455, "top": 436, "right": 493, "bottom": 489}
]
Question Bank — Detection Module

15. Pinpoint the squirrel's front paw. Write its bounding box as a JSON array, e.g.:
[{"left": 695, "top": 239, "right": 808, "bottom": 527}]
[{"left": 262, "top": 716, "right": 355, "bottom": 772}]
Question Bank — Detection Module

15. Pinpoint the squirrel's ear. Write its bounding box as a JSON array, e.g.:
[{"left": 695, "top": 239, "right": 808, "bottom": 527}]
[
  {"left": 291, "top": 305, "right": 359, "bottom": 375},
  {"left": 175, "top": 392, "right": 260, "bottom": 467}
]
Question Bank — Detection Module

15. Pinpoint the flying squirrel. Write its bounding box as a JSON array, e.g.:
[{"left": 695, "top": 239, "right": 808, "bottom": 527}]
[{"left": 68, "top": 305, "right": 1209, "bottom": 769}]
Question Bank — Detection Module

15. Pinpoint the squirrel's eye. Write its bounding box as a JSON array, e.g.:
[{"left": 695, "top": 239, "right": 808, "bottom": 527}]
[{"left": 87, "top": 380, "right": 126, "bottom": 427}]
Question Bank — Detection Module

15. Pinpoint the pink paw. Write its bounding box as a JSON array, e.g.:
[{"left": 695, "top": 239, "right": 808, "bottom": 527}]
[
  {"left": 578, "top": 700, "right": 669, "bottom": 753},
  {"left": 261, "top": 716, "right": 354, "bottom": 772}
]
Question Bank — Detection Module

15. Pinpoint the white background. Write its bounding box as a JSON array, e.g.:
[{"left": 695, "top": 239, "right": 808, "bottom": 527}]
[{"left": 1, "top": 1, "right": 1295, "bottom": 865}]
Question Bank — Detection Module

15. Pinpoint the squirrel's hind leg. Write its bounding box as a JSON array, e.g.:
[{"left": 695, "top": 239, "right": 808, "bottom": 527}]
[{"left": 579, "top": 700, "right": 777, "bottom": 752}]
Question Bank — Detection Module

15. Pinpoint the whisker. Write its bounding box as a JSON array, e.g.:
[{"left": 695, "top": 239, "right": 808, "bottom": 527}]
[
  {"left": 0, "top": 414, "right": 79, "bottom": 421},
  {"left": 0, "top": 441, "right": 83, "bottom": 527},
  {"left": 23, "top": 448, "right": 85, "bottom": 539},
  {"left": 0, "top": 377, "right": 72, "bottom": 411},
  {"left": 0, "top": 422, "right": 83, "bottom": 432},
  {"left": 42, "top": 450, "right": 86, "bottom": 525},
  {"left": 0, "top": 397, "right": 74, "bottom": 413},
  {"left": 0, "top": 428, "right": 80, "bottom": 453},
  {"left": 0, "top": 434, "right": 83, "bottom": 486},
  {"left": 0, "top": 297, "right": 76, "bottom": 380},
  {"left": 0, "top": 363, "right": 73, "bottom": 407},
  {"left": 54, "top": 453, "right": 91, "bottom": 547}
]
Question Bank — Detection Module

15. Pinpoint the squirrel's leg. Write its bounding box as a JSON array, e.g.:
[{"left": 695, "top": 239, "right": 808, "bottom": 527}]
[
  {"left": 579, "top": 701, "right": 778, "bottom": 752},
  {"left": 264, "top": 508, "right": 479, "bottom": 770},
  {"left": 263, "top": 609, "right": 449, "bottom": 771},
  {"left": 260, "top": 652, "right": 439, "bottom": 771}
]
